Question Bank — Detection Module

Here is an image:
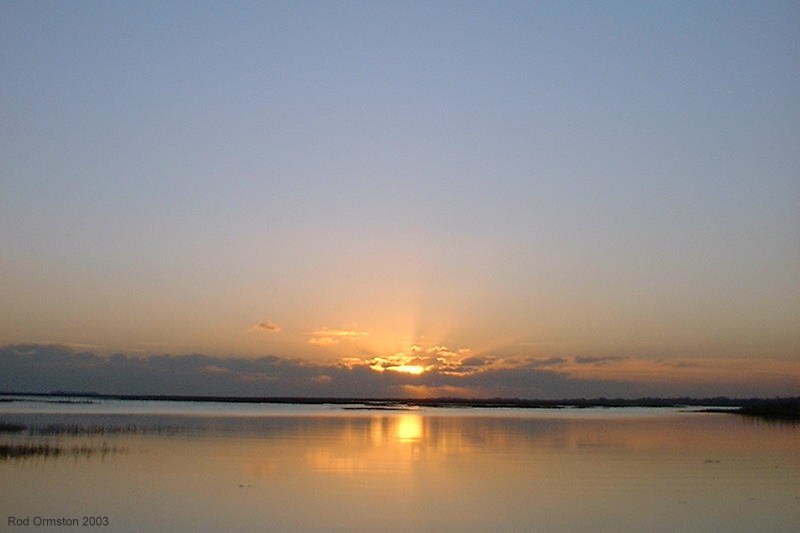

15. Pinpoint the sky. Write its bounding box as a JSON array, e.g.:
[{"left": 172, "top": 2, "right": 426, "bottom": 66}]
[{"left": 1, "top": 1, "right": 798, "bottom": 397}]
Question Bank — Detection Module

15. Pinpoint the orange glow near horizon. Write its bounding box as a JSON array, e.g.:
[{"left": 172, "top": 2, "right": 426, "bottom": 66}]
[
  {"left": 339, "top": 345, "right": 800, "bottom": 397},
  {"left": 387, "top": 365, "right": 426, "bottom": 375}
]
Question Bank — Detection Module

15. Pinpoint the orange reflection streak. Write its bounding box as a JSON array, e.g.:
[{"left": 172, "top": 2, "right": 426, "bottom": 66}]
[
  {"left": 304, "top": 414, "right": 428, "bottom": 473},
  {"left": 394, "top": 414, "right": 423, "bottom": 442}
]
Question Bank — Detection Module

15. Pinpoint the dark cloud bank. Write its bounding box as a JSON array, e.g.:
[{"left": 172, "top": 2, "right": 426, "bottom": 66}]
[{"left": 0, "top": 344, "right": 790, "bottom": 399}]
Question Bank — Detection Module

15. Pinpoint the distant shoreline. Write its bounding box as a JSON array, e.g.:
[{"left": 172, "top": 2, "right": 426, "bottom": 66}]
[{"left": 2, "top": 391, "right": 798, "bottom": 417}]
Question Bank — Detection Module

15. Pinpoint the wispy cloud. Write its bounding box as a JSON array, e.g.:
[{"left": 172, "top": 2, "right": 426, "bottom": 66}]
[
  {"left": 311, "top": 328, "right": 368, "bottom": 338},
  {"left": 308, "top": 337, "right": 338, "bottom": 346},
  {"left": 308, "top": 328, "right": 367, "bottom": 346},
  {"left": 250, "top": 320, "right": 282, "bottom": 333}
]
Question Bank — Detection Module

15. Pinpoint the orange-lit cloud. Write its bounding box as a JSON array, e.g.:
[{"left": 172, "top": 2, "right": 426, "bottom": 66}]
[
  {"left": 312, "top": 328, "right": 368, "bottom": 338},
  {"left": 3, "top": 343, "right": 799, "bottom": 399},
  {"left": 309, "top": 337, "right": 338, "bottom": 346},
  {"left": 335, "top": 344, "right": 800, "bottom": 397},
  {"left": 308, "top": 327, "right": 368, "bottom": 346},
  {"left": 396, "top": 384, "right": 478, "bottom": 398},
  {"left": 558, "top": 356, "right": 800, "bottom": 388},
  {"left": 339, "top": 344, "right": 510, "bottom": 376}
]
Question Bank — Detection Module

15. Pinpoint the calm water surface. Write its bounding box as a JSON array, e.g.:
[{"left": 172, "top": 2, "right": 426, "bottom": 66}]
[{"left": 1, "top": 398, "right": 798, "bottom": 532}]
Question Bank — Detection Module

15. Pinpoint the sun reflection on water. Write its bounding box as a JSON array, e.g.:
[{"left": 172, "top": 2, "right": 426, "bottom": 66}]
[
  {"left": 393, "top": 414, "right": 423, "bottom": 442},
  {"left": 3, "top": 412, "right": 799, "bottom": 532},
  {"left": 304, "top": 414, "right": 426, "bottom": 473}
]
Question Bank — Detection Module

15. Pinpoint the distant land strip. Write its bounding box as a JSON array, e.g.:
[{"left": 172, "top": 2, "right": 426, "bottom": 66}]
[{"left": 1, "top": 391, "right": 799, "bottom": 417}]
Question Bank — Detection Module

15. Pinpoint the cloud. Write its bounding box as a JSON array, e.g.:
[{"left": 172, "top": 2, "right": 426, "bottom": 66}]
[
  {"left": 395, "top": 384, "right": 478, "bottom": 398},
  {"left": 525, "top": 357, "right": 567, "bottom": 368},
  {"left": 339, "top": 347, "right": 572, "bottom": 378},
  {"left": 308, "top": 327, "right": 367, "bottom": 346},
  {"left": 311, "top": 328, "right": 368, "bottom": 338},
  {"left": 460, "top": 357, "right": 488, "bottom": 367},
  {"left": 659, "top": 360, "right": 700, "bottom": 369},
  {"left": 574, "top": 356, "right": 627, "bottom": 365},
  {"left": 250, "top": 320, "right": 282, "bottom": 333},
  {"left": 1, "top": 344, "right": 799, "bottom": 399},
  {"left": 308, "top": 337, "right": 337, "bottom": 346}
]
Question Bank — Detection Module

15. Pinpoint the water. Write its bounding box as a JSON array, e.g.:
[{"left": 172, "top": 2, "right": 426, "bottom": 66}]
[{"left": 1, "top": 397, "right": 798, "bottom": 532}]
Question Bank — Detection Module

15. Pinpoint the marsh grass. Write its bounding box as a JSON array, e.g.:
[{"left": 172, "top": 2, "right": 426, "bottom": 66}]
[
  {"left": 0, "top": 422, "right": 26, "bottom": 433},
  {"left": 0, "top": 442, "right": 124, "bottom": 460},
  {"left": 1, "top": 419, "right": 186, "bottom": 436},
  {"left": 32, "top": 424, "right": 145, "bottom": 436}
]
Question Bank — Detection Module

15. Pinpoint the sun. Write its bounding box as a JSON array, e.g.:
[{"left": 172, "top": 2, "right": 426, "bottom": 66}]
[{"left": 387, "top": 365, "right": 425, "bottom": 375}]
